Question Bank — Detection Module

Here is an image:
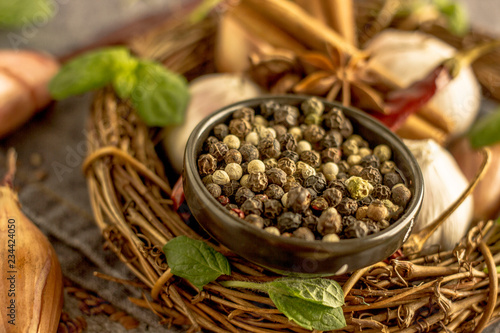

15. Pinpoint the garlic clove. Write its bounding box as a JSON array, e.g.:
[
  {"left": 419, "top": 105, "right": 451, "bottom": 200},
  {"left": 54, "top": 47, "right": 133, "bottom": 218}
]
[
  {"left": 366, "top": 30, "right": 481, "bottom": 136},
  {"left": 163, "top": 74, "right": 262, "bottom": 174},
  {"left": 404, "top": 139, "right": 473, "bottom": 251}
]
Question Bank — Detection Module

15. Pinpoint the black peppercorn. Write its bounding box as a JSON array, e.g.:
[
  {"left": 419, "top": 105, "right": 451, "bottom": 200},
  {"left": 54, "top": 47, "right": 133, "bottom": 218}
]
[
  {"left": 283, "top": 181, "right": 301, "bottom": 193},
  {"left": 303, "top": 124, "right": 325, "bottom": 144},
  {"left": 307, "top": 188, "right": 318, "bottom": 201},
  {"left": 323, "top": 107, "right": 345, "bottom": 130},
  {"left": 206, "top": 183, "right": 221, "bottom": 198},
  {"left": 272, "top": 124, "right": 288, "bottom": 139},
  {"left": 203, "top": 136, "right": 219, "bottom": 152},
  {"left": 359, "top": 166, "right": 382, "bottom": 185},
  {"left": 317, "top": 208, "right": 342, "bottom": 235},
  {"left": 239, "top": 144, "right": 259, "bottom": 162},
  {"left": 286, "top": 187, "right": 311, "bottom": 213},
  {"left": 213, "top": 124, "right": 229, "bottom": 140},
  {"left": 198, "top": 154, "right": 217, "bottom": 176},
  {"left": 245, "top": 214, "right": 264, "bottom": 229},
  {"left": 241, "top": 198, "right": 263, "bottom": 216},
  {"left": 321, "top": 148, "right": 342, "bottom": 163},
  {"left": 301, "top": 97, "right": 324, "bottom": 116},
  {"left": 323, "top": 188, "right": 342, "bottom": 207},
  {"left": 358, "top": 195, "right": 374, "bottom": 207},
  {"left": 263, "top": 199, "right": 283, "bottom": 219},
  {"left": 265, "top": 184, "right": 285, "bottom": 200},
  {"left": 372, "top": 184, "right": 391, "bottom": 200},
  {"left": 348, "top": 165, "right": 363, "bottom": 177},
  {"left": 209, "top": 141, "right": 229, "bottom": 162},
  {"left": 336, "top": 172, "right": 348, "bottom": 181},
  {"left": 302, "top": 214, "right": 318, "bottom": 232},
  {"left": 336, "top": 197, "right": 358, "bottom": 216},
  {"left": 280, "top": 150, "right": 299, "bottom": 163},
  {"left": 277, "top": 212, "right": 302, "bottom": 232},
  {"left": 391, "top": 184, "right": 411, "bottom": 207},
  {"left": 229, "top": 118, "right": 251, "bottom": 139},
  {"left": 344, "top": 219, "right": 369, "bottom": 239},
  {"left": 226, "top": 203, "right": 238, "bottom": 211},
  {"left": 274, "top": 105, "right": 299, "bottom": 128},
  {"left": 258, "top": 137, "right": 281, "bottom": 159},
  {"left": 225, "top": 149, "right": 242, "bottom": 164},
  {"left": 300, "top": 150, "right": 321, "bottom": 168},
  {"left": 260, "top": 100, "right": 280, "bottom": 118},
  {"left": 266, "top": 168, "right": 287, "bottom": 187},
  {"left": 304, "top": 175, "right": 326, "bottom": 193},
  {"left": 321, "top": 130, "right": 343, "bottom": 149},
  {"left": 235, "top": 187, "right": 255, "bottom": 206},
  {"left": 247, "top": 172, "right": 268, "bottom": 192},
  {"left": 254, "top": 194, "right": 269, "bottom": 202},
  {"left": 360, "top": 155, "right": 380, "bottom": 168},
  {"left": 384, "top": 172, "right": 404, "bottom": 189},
  {"left": 365, "top": 220, "right": 380, "bottom": 235},
  {"left": 222, "top": 180, "right": 240, "bottom": 197},
  {"left": 339, "top": 118, "right": 353, "bottom": 138},
  {"left": 277, "top": 157, "right": 296, "bottom": 176},
  {"left": 278, "top": 133, "right": 297, "bottom": 151},
  {"left": 337, "top": 160, "right": 350, "bottom": 173},
  {"left": 234, "top": 107, "right": 255, "bottom": 123}
]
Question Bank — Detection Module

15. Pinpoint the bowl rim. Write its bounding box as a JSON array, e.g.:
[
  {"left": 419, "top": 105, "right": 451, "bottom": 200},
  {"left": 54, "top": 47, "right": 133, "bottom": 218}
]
[{"left": 184, "top": 95, "right": 424, "bottom": 254}]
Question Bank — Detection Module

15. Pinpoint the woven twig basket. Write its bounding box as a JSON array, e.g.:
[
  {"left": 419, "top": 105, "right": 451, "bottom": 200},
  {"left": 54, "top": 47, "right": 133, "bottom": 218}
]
[{"left": 83, "top": 5, "right": 500, "bottom": 333}]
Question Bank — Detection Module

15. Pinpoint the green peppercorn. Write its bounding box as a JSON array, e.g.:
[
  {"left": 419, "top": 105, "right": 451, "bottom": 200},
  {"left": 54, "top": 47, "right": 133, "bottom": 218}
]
[
  {"left": 301, "top": 97, "right": 324, "bottom": 116},
  {"left": 345, "top": 176, "right": 373, "bottom": 200},
  {"left": 391, "top": 184, "right": 411, "bottom": 207},
  {"left": 304, "top": 113, "right": 322, "bottom": 125},
  {"left": 373, "top": 144, "right": 392, "bottom": 163}
]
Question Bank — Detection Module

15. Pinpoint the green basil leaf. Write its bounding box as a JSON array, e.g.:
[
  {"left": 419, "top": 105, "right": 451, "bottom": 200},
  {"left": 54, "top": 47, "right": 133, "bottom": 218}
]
[
  {"left": 130, "top": 60, "right": 189, "bottom": 126},
  {"left": 468, "top": 108, "right": 500, "bottom": 148},
  {"left": 0, "top": 0, "right": 54, "bottom": 28},
  {"left": 269, "top": 277, "right": 344, "bottom": 308},
  {"left": 163, "top": 236, "right": 230, "bottom": 289},
  {"left": 434, "top": 0, "right": 469, "bottom": 36},
  {"left": 112, "top": 57, "right": 139, "bottom": 99},
  {"left": 269, "top": 292, "right": 346, "bottom": 331},
  {"left": 189, "top": 0, "right": 223, "bottom": 23},
  {"left": 49, "top": 47, "right": 131, "bottom": 100}
]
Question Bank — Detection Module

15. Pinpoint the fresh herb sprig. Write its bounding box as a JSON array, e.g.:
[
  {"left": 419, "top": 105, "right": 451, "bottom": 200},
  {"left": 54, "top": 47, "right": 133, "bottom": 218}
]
[
  {"left": 0, "top": 0, "right": 55, "bottom": 28},
  {"left": 163, "top": 236, "right": 346, "bottom": 331},
  {"left": 468, "top": 106, "right": 500, "bottom": 148},
  {"left": 49, "top": 46, "right": 189, "bottom": 127}
]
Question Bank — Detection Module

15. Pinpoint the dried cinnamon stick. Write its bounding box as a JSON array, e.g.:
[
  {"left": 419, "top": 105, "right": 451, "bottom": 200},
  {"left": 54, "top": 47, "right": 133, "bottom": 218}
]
[
  {"left": 396, "top": 114, "right": 447, "bottom": 145},
  {"left": 321, "top": 0, "right": 357, "bottom": 47}
]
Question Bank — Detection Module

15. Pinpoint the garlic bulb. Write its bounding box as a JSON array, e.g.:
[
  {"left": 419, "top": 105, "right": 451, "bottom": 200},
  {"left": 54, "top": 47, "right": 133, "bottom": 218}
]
[
  {"left": 163, "top": 74, "right": 262, "bottom": 174},
  {"left": 0, "top": 150, "right": 63, "bottom": 332},
  {"left": 366, "top": 30, "right": 481, "bottom": 136},
  {"left": 404, "top": 139, "right": 473, "bottom": 251}
]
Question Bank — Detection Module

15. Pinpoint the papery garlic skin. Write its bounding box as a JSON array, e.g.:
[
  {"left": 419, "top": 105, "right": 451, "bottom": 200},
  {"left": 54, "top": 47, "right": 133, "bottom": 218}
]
[
  {"left": 366, "top": 30, "right": 481, "bottom": 136},
  {"left": 163, "top": 74, "right": 262, "bottom": 174},
  {"left": 404, "top": 139, "right": 473, "bottom": 251}
]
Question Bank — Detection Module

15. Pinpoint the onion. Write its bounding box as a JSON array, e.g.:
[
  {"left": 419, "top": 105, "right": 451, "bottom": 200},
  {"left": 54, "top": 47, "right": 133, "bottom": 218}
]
[
  {"left": 366, "top": 30, "right": 481, "bottom": 136},
  {"left": 163, "top": 73, "right": 262, "bottom": 174},
  {"left": 449, "top": 137, "right": 500, "bottom": 221},
  {"left": 404, "top": 139, "right": 473, "bottom": 251}
]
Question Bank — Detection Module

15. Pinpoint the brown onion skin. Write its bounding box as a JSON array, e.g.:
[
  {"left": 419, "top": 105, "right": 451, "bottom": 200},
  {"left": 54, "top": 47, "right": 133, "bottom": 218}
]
[
  {"left": 0, "top": 51, "right": 59, "bottom": 138},
  {"left": 449, "top": 137, "right": 500, "bottom": 221}
]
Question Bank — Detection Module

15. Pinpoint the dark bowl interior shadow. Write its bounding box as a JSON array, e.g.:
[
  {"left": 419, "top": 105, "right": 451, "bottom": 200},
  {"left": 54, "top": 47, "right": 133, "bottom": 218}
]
[{"left": 183, "top": 95, "right": 423, "bottom": 276}]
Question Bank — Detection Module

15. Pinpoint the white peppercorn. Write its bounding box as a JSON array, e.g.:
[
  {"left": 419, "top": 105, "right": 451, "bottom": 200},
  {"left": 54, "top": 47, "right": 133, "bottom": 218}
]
[
  {"left": 322, "top": 162, "right": 339, "bottom": 181},
  {"left": 223, "top": 134, "right": 241, "bottom": 149},
  {"left": 317, "top": 207, "right": 342, "bottom": 235},
  {"left": 245, "top": 132, "right": 260, "bottom": 146},
  {"left": 254, "top": 115, "right": 268, "bottom": 127},
  {"left": 322, "top": 233, "right": 340, "bottom": 242},
  {"left": 264, "top": 226, "right": 280, "bottom": 236},
  {"left": 296, "top": 140, "right": 312, "bottom": 155},
  {"left": 248, "top": 160, "right": 266, "bottom": 174},
  {"left": 225, "top": 163, "right": 243, "bottom": 180},
  {"left": 288, "top": 126, "right": 303, "bottom": 141},
  {"left": 281, "top": 192, "right": 288, "bottom": 207},
  {"left": 347, "top": 154, "right": 362, "bottom": 166},
  {"left": 240, "top": 174, "right": 250, "bottom": 187},
  {"left": 212, "top": 170, "right": 230, "bottom": 185},
  {"left": 374, "top": 144, "right": 392, "bottom": 163},
  {"left": 358, "top": 147, "right": 371, "bottom": 158},
  {"left": 293, "top": 227, "right": 315, "bottom": 241}
]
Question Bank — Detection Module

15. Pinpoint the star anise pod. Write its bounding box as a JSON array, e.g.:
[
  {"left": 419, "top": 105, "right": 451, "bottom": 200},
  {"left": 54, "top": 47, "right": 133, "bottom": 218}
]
[{"left": 293, "top": 45, "right": 385, "bottom": 113}]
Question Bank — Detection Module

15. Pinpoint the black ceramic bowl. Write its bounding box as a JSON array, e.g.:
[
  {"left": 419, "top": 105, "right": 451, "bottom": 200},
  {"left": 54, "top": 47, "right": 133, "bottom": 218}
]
[{"left": 183, "top": 96, "right": 423, "bottom": 276}]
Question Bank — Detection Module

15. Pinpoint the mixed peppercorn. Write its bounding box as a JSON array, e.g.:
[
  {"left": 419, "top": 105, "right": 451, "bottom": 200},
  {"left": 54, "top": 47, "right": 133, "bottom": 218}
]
[{"left": 197, "top": 98, "right": 412, "bottom": 242}]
